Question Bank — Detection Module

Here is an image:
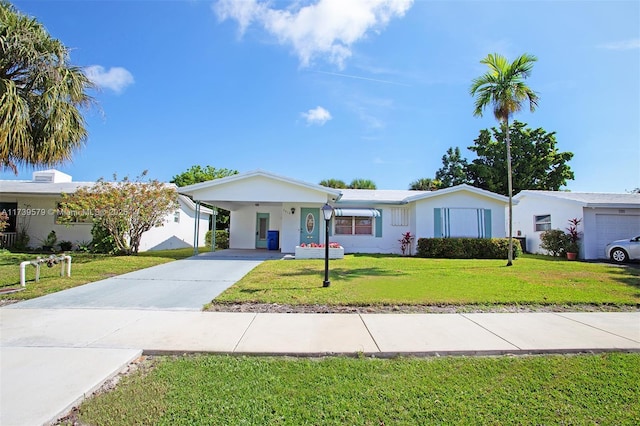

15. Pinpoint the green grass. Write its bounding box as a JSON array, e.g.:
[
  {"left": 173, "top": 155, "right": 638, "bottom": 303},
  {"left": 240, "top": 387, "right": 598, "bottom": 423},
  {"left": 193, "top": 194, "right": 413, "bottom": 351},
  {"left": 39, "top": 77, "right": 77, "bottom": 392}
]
[
  {"left": 71, "top": 353, "right": 640, "bottom": 425},
  {"left": 0, "top": 247, "right": 209, "bottom": 301},
  {"left": 215, "top": 254, "right": 640, "bottom": 307}
]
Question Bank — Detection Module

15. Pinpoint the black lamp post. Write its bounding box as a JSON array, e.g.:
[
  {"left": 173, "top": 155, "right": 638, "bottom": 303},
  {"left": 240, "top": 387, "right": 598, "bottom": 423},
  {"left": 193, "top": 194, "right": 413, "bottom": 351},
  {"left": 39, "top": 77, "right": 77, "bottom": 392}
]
[{"left": 321, "top": 203, "right": 334, "bottom": 287}]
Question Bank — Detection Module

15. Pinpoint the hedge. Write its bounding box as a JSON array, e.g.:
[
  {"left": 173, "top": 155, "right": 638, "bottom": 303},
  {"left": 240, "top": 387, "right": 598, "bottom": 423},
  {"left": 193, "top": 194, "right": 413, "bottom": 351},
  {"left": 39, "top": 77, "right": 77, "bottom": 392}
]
[
  {"left": 205, "top": 230, "right": 229, "bottom": 249},
  {"left": 416, "top": 238, "right": 521, "bottom": 259}
]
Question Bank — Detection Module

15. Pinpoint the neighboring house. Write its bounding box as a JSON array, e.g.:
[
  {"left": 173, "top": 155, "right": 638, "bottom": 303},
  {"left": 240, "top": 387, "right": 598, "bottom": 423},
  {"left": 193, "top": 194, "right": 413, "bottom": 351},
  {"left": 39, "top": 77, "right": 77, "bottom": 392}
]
[
  {"left": 0, "top": 170, "right": 211, "bottom": 252},
  {"left": 513, "top": 190, "right": 640, "bottom": 259},
  {"left": 178, "top": 170, "right": 509, "bottom": 254}
]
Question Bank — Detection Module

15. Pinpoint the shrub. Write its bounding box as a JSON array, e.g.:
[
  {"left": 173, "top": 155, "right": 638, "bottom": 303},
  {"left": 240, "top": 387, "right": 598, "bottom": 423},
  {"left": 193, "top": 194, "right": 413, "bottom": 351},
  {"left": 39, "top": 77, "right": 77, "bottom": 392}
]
[
  {"left": 91, "top": 223, "right": 119, "bottom": 254},
  {"left": 58, "top": 240, "right": 73, "bottom": 251},
  {"left": 416, "top": 238, "right": 520, "bottom": 259},
  {"left": 205, "top": 230, "right": 229, "bottom": 249},
  {"left": 539, "top": 229, "right": 570, "bottom": 257}
]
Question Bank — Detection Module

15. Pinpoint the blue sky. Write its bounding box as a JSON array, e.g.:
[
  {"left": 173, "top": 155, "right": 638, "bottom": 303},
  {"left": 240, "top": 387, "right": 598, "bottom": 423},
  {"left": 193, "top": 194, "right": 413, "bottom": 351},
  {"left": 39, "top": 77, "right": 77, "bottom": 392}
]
[{"left": 4, "top": 0, "right": 639, "bottom": 192}]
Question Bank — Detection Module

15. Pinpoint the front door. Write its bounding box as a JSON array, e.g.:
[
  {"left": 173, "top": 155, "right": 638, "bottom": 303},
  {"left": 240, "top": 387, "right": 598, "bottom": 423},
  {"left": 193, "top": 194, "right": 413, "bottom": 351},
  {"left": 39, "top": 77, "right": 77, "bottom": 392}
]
[
  {"left": 255, "top": 213, "right": 269, "bottom": 249},
  {"left": 300, "top": 208, "right": 320, "bottom": 245}
]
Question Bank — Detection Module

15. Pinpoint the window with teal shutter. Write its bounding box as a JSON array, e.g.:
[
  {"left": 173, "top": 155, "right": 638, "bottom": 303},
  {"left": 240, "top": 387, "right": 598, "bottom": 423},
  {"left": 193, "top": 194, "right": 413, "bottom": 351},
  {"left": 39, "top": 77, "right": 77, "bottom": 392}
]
[
  {"left": 434, "top": 208, "right": 442, "bottom": 237},
  {"left": 483, "top": 209, "right": 492, "bottom": 237},
  {"left": 375, "top": 209, "right": 383, "bottom": 237}
]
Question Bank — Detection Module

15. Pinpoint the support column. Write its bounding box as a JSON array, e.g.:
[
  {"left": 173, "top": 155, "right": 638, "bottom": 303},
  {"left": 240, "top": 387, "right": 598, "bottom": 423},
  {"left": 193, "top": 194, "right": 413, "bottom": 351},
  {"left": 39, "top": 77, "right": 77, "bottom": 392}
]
[{"left": 193, "top": 201, "right": 200, "bottom": 255}]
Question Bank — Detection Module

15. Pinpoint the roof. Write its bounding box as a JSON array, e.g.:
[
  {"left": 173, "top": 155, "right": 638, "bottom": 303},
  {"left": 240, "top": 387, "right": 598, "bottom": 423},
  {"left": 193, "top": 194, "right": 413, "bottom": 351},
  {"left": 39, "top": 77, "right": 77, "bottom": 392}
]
[
  {"left": 179, "top": 169, "right": 343, "bottom": 200},
  {"left": 0, "top": 176, "right": 209, "bottom": 215},
  {"left": 514, "top": 190, "right": 640, "bottom": 208},
  {"left": 405, "top": 184, "right": 510, "bottom": 204},
  {"left": 0, "top": 180, "right": 94, "bottom": 196},
  {"left": 337, "top": 189, "right": 428, "bottom": 204}
]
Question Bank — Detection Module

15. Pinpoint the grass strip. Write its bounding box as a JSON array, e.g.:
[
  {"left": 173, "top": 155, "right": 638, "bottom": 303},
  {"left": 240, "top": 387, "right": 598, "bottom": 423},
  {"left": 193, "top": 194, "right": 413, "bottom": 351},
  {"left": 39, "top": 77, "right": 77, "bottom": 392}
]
[{"left": 72, "top": 353, "right": 640, "bottom": 425}]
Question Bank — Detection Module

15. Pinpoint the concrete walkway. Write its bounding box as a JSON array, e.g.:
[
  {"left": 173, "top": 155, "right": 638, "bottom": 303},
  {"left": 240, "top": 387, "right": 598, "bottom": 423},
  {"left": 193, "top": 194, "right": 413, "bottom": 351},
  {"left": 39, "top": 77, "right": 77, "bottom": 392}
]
[{"left": 1, "top": 251, "right": 639, "bottom": 425}]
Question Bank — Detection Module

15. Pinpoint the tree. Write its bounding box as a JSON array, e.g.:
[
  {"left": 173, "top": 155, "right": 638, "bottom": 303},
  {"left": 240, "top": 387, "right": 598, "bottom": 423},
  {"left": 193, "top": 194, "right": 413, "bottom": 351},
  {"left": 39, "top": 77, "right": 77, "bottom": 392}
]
[
  {"left": 171, "top": 165, "right": 237, "bottom": 230},
  {"left": 434, "top": 147, "right": 469, "bottom": 188},
  {"left": 409, "top": 178, "right": 440, "bottom": 191},
  {"left": 319, "top": 178, "right": 347, "bottom": 189},
  {"left": 470, "top": 52, "right": 539, "bottom": 266},
  {"left": 60, "top": 171, "right": 178, "bottom": 254},
  {"left": 348, "top": 179, "right": 377, "bottom": 189},
  {"left": 1, "top": 1, "right": 93, "bottom": 173},
  {"left": 170, "top": 165, "right": 237, "bottom": 187},
  {"left": 467, "top": 122, "right": 574, "bottom": 195}
]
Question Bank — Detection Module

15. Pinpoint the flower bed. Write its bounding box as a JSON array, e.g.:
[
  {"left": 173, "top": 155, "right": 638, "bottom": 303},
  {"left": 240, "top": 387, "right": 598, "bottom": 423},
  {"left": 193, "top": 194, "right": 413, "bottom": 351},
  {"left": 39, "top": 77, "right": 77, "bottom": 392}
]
[{"left": 295, "top": 243, "right": 344, "bottom": 259}]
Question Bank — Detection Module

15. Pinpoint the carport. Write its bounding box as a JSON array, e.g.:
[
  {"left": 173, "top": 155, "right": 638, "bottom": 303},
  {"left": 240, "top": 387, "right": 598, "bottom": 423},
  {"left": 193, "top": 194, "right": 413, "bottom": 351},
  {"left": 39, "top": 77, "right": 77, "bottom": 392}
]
[{"left": 178, "top": 170, "right": 341, "bottom": 254}]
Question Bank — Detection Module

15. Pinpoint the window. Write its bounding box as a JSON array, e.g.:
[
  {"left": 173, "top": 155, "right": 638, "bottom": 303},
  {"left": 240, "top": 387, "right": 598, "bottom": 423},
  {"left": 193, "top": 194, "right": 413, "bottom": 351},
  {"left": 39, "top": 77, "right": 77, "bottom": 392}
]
[
  {"left": 434, "top": 208, "right": 492, "bottom": 238},
  {"left": 174, "top": 211, "right": 180, "bottom": 223},
  {"left": 335, "top": 216, "right": 373, "bottom": 235},
  {"left": 391, "top": 208, "right": 409, "bottom": 226},
  {"left": 534, "top": 215, "right": 551, "bottom": 232},
  {"left": 54, "top": 203, "right": 92, "bottom": 224}
]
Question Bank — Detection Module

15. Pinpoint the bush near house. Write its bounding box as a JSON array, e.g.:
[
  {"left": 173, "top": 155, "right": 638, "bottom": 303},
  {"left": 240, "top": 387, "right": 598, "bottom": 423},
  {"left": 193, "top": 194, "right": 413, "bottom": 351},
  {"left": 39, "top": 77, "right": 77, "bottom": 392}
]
[
  {"left": 416, "top": 238, "right": 521, "bottom": 259},
  {"left": 205, "top": 230, "right": 229, "bottom": 249}
]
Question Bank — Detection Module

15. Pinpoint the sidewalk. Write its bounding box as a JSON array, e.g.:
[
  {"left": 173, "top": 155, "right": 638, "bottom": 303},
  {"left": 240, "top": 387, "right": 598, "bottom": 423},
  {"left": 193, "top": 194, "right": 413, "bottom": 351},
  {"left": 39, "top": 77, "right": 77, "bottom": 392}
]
[{"left": 1, "top": 308, "right": 639, "bottom": 425}]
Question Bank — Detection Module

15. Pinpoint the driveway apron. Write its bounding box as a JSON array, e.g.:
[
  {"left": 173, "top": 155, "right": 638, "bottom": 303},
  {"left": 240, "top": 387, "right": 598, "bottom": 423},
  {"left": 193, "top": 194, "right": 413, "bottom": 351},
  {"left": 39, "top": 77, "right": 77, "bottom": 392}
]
[{"left": 5, "top": 254, "right": 266, "bottom": 311}]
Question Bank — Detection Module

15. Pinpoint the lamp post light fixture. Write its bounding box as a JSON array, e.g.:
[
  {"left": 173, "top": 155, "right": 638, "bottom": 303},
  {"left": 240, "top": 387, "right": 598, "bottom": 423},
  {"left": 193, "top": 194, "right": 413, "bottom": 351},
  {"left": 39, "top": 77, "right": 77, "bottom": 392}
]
[{"left": 321, "top": 203, "right": 334, "bottom": 287}]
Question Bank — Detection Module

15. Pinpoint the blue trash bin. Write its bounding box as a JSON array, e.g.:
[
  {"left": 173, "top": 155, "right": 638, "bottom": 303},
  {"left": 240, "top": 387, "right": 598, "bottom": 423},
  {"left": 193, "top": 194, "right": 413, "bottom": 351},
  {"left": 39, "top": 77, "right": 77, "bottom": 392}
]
[{"left": 267, "top": 230, "right": 279, "bottom": 250}]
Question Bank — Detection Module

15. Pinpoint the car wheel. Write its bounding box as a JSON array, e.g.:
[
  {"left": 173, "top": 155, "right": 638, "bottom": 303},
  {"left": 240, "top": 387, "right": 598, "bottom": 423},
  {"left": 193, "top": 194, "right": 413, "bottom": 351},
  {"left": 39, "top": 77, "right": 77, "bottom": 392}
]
[{"left": 610, "top": 248, "right": 629, "bottom": 263}]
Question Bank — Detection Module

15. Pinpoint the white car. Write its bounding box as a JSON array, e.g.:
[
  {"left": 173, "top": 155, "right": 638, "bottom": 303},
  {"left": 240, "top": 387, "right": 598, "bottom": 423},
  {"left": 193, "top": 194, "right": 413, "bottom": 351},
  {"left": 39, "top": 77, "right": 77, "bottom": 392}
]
[{"left": 605, "top": 236, "right": 640, "bottom": 263}]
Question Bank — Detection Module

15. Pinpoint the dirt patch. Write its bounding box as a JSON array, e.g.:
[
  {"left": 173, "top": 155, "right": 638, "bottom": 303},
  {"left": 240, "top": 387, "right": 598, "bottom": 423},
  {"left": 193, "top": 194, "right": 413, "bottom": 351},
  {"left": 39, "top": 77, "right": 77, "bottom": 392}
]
[{"left": 205, "top": 302, "right": 640, "bottom": 314}]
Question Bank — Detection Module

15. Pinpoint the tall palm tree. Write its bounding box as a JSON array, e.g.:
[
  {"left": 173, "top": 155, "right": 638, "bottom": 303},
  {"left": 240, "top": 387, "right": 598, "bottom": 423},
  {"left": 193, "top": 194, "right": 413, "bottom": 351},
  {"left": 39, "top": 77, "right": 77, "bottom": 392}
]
[
  {"left": 470, "top": 53, "right": 539, "bottom": 266},
  {"left": 0, "top": 1, "right": 93, "bottom": 173}
]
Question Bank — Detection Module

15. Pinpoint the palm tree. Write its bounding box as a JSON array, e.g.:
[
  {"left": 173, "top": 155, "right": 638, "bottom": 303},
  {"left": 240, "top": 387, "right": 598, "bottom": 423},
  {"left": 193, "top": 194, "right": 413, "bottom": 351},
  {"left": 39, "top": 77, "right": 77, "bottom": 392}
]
[
  {"left": 409, "top": 178, "right": 440, "bottom": 191},
  {"left": 319, "top": 178, "right": 347, "bottom": 189},
  {"left": 0, "top": 1, "right": 93, "bottom": 173},
  {"left": 348, "top": 179, "right": 377, "bottom": 189},
  {"left": 470, "top": 53, "right": 539, "bottom": 266}
]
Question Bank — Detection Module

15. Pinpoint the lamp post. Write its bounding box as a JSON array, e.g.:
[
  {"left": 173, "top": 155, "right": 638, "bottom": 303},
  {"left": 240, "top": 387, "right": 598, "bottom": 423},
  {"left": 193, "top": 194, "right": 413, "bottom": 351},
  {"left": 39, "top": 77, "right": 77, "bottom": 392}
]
[{"left": 321, "top": 203, "right": 334, "bottom": 287}]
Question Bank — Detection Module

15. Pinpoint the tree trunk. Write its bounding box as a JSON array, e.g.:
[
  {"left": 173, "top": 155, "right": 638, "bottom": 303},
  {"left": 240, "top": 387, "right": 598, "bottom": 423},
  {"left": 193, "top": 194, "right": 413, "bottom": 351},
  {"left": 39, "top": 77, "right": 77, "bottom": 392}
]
[{"left": 505, "top": 119, "right": 514, "bottom": 266}]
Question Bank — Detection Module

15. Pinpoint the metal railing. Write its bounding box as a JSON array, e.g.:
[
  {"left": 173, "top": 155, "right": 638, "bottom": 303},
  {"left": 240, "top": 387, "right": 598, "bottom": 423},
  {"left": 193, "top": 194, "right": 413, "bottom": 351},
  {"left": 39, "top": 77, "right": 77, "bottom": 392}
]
[{"left": 1, "top": 232, "right": 16, "bottom": 248}]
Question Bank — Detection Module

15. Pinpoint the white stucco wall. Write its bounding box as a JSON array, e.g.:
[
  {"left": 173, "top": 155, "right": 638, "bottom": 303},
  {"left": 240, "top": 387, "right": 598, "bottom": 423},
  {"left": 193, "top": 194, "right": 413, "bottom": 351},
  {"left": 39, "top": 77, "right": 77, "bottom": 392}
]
[
  {"left": 512, "top": 195, "right": 583, "bottom": 256},
  {"left": 414, "top": 192, "right": 507, "bottom": 240},
  {"left": 330, "top": 205, "right": 413, "bottom": 254},
  {"left": 138, "top": 198, "right": 211, "bottom": 251},
  {"left": 1, "top": 195, "right": 209, "bottom": 252},
  {"left": 229, "top": 205, "right": 285, "bottom": 250},
  {"left": 192, "top": 175, "right": 334, "bottom": 204}
]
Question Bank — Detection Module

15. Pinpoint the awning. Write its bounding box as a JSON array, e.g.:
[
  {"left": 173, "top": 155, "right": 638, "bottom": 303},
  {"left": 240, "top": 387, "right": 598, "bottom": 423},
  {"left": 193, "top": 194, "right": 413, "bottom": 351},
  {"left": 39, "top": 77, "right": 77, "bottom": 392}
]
[{"left": 334, "top": 208, "right": 380, "bottom": 217}]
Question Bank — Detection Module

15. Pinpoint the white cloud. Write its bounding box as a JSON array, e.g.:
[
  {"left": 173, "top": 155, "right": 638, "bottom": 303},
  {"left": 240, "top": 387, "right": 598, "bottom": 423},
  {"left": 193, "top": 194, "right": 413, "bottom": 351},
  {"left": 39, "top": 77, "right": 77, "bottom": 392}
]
[
  {"left": 597, "top": 38, "right": 640, "bottom": 50},
  {"left": 85, "top": 66, "right": 134, "bottom": 93},
  {"left": 214, "top": 0, "right": 414, "bottom": 69},
  {"left": 302, "top": 106, "right": 332, "bottom": 126}
]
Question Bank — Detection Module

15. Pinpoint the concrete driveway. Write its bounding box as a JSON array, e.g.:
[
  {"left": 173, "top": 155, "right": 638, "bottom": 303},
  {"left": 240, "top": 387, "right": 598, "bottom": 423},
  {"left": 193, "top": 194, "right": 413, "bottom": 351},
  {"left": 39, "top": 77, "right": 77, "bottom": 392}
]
[{"left": 5, "top": 250, "right": 282, "bottom": 311}]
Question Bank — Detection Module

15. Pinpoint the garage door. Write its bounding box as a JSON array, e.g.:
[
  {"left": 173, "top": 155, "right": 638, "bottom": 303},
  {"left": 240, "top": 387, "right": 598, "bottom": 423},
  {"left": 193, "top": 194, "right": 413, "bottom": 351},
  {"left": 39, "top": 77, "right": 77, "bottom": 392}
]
[{"left": 595, "top": 214, "right": 640, "bottom": 258}]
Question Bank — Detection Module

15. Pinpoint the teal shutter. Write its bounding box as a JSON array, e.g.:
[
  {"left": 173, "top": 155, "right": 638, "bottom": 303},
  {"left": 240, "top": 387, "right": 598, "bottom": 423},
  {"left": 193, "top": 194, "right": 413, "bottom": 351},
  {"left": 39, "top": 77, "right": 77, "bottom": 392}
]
[
  {"left": 484, "top": 209, "right": 492, "bottom": 237},
  {"left": 329, "top": 218, "right": 333, "bottom": 237},
  {"left": 375, "top": 209, "right": 383, "bottom": 237},
  {"left": 434, "top": 208, "right": 442, "bottom": 237}
]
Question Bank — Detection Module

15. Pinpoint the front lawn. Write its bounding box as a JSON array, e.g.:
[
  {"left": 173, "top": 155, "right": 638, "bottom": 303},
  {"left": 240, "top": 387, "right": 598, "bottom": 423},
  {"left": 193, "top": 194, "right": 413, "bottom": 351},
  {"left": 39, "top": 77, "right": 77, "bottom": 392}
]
[
  {"left": 214, "top": 254, "right": 640, "bottom": 307},
  {"left": 67, "top": 353, "right": 640, "bottom": 425},
  {"left": 0, "top": 247, "right": 209, "bottom": 301}
]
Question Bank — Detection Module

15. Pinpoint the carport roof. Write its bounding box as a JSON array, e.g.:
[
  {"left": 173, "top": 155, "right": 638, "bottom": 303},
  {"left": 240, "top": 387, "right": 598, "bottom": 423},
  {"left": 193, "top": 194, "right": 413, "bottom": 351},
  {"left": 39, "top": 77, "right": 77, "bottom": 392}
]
[{"left": 178, "top": 169, "right": 342, "bottom": 199}]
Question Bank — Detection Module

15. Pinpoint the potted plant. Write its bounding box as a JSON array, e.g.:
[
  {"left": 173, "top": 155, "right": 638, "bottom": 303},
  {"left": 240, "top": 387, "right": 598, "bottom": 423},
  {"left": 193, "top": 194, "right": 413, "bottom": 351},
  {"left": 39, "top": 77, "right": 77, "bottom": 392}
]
[{"left": 565, "top": 218, "right": 582, "bottom": 260}]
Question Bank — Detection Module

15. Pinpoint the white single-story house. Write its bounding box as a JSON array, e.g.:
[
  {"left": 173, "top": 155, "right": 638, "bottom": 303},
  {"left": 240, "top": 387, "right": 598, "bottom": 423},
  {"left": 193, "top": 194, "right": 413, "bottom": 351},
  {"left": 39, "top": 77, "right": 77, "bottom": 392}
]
[
  {"left": 178, "top": 170, "right": 509, "bottom": 255},
  {"left": 512, "top": 190, "right": 640, "bottom": 259},
  {"left": 0, "top": 169, "right": 212, "bottom": 252}
]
